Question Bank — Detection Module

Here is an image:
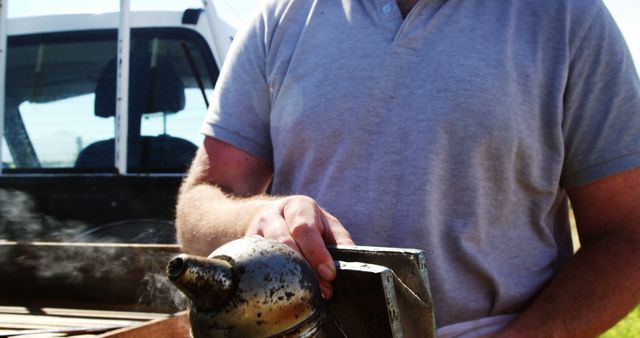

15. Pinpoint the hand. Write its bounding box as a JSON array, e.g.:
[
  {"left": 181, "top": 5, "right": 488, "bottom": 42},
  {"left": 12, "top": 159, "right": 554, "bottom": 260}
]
[{"left": 245, "top": 195, "right": 355, "bottom": 298}]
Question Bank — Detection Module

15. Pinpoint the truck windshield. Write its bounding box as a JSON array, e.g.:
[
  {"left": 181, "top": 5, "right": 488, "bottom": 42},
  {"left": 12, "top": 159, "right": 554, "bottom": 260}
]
[{"left": 2, "top": 28, "right": 217, "bottom": 173}]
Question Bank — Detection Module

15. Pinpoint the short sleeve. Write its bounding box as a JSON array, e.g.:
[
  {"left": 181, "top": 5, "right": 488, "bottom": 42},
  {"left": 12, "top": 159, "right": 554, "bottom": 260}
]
[
  {"left": 561, "top": 2, "right": 640, "bottom": 188},
  {"left": 199, "top": 9, "right": 273, "bottom": 163}
]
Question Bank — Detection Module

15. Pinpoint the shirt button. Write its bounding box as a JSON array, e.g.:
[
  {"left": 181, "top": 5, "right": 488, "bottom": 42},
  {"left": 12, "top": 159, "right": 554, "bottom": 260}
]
[{"left": 381, "top": 3, "right": 392, "bottom": 14}]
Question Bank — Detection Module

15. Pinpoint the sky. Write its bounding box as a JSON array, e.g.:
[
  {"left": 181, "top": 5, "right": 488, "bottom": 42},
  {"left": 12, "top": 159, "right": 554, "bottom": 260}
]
[
  {"left": 5, "top": 0, "right": 259, "bottom": 16},
  {"left": 6, "top": 0, "right": 261, "bottom": 29},
  {"left": 603, "top": 0, "right": 640, "bottom": 68}
]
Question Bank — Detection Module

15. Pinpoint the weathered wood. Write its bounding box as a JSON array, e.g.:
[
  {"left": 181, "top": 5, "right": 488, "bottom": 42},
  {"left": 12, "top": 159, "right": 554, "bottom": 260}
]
[
  {"left": 0, "top": 306, "right": 176, "bottom": 337},
  {"left": 0, "top": 325, "right": 122, "bottom": 336},
  {"left": 0, "top": 313, "right": 143, "bottom": 329},
  {"left": 98, "top": 311, "right": 189, "bottom": 338},
  {"left": 0, "top": 306, "right": 168, "bottom": 321}
]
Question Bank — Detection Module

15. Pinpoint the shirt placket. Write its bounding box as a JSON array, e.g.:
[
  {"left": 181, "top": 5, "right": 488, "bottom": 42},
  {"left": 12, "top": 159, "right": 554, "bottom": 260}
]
[
  {"left": 370, "top": 0, "right": 404, "bottom": 43},
  {"left": 370, "top": 0, "right": 447, "bottom": 45}
]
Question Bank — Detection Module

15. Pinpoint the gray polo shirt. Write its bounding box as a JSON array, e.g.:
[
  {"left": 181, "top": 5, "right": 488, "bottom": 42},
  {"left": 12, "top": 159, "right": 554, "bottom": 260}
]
[{"left": 201, "top": 0, "right": 640, "bottom": 327}]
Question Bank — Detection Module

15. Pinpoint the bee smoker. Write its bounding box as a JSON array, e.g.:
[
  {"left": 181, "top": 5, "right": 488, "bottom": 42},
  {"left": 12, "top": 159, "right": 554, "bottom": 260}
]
[{"left": 167, "top": 237, "right": 326, "bottom": 338}]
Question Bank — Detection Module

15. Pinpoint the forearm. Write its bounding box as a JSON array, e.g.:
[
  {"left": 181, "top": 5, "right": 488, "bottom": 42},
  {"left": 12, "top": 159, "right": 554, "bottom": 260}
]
[
  {"left": 497, "top": 230, "right": 640, "bottom": 337},
  {"left": 175, "top": 182, "right": 278, "bottom": 256}
]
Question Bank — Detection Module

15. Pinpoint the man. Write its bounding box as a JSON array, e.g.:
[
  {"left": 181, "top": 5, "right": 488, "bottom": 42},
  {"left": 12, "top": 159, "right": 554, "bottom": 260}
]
[{"left": 176, "top": 0, "right": 640, "bottom": 336}]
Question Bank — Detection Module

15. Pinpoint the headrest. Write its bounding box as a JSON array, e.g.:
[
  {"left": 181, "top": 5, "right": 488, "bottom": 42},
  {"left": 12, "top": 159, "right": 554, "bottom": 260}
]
[{"left": 94, "top": 51, "right": 185, "bottom": 118}]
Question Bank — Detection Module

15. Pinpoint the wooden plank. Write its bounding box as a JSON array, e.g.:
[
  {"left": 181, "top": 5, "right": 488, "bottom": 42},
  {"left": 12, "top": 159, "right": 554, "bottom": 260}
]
[
  {"left": 0, "top": 307, "right": 169, "bottom": 321},
  {"left": 0, "top": 307, "right": 174, "bottom": 337},
  {"left": 0, "top": 325, "right": 121, "bottom": 337},
  {"left": 0, "top": 242, "right": 180, "bottom": 249},
  {"left": 98, "top": 311, "right": 189, "bottom": 338},
  {"left": 0, "top": 313, "right": 141, "bottom": 329}
]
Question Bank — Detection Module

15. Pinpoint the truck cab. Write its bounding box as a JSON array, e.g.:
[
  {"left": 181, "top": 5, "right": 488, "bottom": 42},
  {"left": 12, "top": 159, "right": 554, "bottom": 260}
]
[{"left": 0, "top": 1, "right": 249, "bottom": 244}]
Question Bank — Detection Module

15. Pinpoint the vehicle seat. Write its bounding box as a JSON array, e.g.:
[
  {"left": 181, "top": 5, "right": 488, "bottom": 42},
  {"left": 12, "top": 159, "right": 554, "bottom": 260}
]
[{"left": 75, "top": 51, "right": 197, "bottom": 171}]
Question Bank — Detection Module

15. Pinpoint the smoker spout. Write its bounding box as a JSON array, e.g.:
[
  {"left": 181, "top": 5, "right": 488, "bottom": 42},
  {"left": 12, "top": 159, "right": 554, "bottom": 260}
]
[{"left": 167, "top": 254, "right": 235, "bottom": 311}]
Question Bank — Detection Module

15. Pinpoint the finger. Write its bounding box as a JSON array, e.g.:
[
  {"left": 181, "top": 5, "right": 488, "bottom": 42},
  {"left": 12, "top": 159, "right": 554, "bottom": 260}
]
[
  {"left": 283, "top": 201, "right": 336, "bottom": 283},
  {"left": 249, "top": 208, "right": 300, "bottom": 253},
  {"left": 289, "top": 217, "right": 336, "bottom": 282},
  {"left": 321, "top": 211, "right": 355, "bottom": 246},
  {"left": 319, "top": 280, "right": 333, "bottom": 299}
]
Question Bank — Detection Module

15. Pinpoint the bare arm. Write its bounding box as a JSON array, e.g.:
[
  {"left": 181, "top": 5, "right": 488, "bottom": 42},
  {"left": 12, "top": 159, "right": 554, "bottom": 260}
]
[
  {"left": 176, "top": 136, "right": 274, "bottom": 254},
  {"left": 175, "top": 136, "right": 354, "bottom": 297},
  {"left": 496, "top": 167, "right": 640, "bottom": 337}
]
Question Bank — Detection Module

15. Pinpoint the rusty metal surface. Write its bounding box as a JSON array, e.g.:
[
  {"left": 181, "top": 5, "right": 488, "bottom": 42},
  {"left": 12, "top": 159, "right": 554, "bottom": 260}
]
[
  {"left": 325, "top": 262, "right": 399, "bottom": 337},
  {"left": 167, "top": 254, "right": 235, "bottom": 312},
  {"left": 170, "top": 237, "right": 325, "bottom": 338},
  {"left": 328, "top": 245, "right": 432, "bottom": 304},
  {"left": 326, "top": 246, "right": 436, "bottom": 338}
]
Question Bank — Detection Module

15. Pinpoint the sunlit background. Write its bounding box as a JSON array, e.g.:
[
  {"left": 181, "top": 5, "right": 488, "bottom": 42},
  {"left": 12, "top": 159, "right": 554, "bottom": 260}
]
[
  {"left": 6, "top": 0, "right": 639, "bottom": 70},
  {"left": 6, "top": 0, "right": 260, "bottom": 29}
]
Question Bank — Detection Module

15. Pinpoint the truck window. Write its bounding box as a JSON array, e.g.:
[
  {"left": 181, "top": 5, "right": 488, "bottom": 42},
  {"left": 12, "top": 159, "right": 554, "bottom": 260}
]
[{"left": 2, "top": 28, "right": 217, "bottom": 173}]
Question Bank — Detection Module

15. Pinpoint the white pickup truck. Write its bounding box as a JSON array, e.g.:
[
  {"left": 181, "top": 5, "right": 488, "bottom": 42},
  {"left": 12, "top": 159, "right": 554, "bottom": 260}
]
[{"left": 0, "top": 0, "right": 253, "bottom": 244}]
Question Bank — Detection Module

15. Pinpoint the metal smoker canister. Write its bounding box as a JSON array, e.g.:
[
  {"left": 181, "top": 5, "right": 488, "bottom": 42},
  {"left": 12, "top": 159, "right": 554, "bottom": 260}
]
[{"left": 167, "top": 237, "right": 326, "bottom": 338}]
